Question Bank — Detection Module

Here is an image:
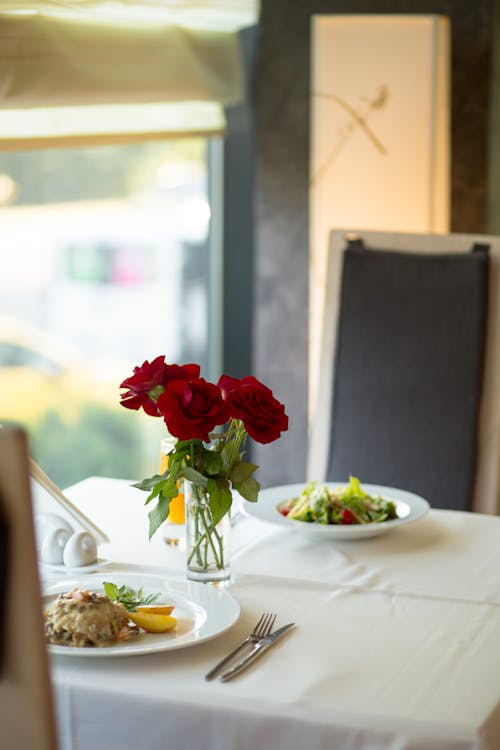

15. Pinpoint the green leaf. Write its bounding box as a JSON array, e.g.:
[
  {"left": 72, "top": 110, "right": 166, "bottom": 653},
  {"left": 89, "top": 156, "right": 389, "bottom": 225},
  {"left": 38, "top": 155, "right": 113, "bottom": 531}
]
[
  {"left": 148, "top": 495, "right": 172, "bottom": 539},
  {"left": 133, "top": 473, "right": 167, "bottom": 492},
  {"left": 161, "top": 474, "right": 182, "bottom": 499},
  {"left": 145, "top": 474, "right": 181, "bottom": 505},
  {"left": 174, "top": 439, "right": 192, "bottom": 455},
  {"left": 143, "top": 469, "right": 186, "bottom": 536},
  {"left": 207, "top": 477, "right": 232, "bottom": 525},
  {"left": 103, "top": 581, "right": 119, "bottom": 601},
  {"left": 103, "top": 581, "right": 161, "bottom": 612},
  {"left": 182, "top": 466, "right": 209, "bottom": 486},
  {"left": 168, "top": 449, "right": 189, "bottom": 479},
  {"left": 143, "top": 481, "right": 165, "bottom": 504},
  {"left": 202, "top": 449, "right": 224, "bottom": 476},
  {"left": 340, "top": 475, "right": 367, "bottom": 501},
  {"left": 233, "top": 475, "right": 260, "bottom": 502},
  {"left": 230, "top": 461, "right": 259, "bottom": 484},
  {"left": 220, "top": 444, "right": 234, "bottom": 469}
]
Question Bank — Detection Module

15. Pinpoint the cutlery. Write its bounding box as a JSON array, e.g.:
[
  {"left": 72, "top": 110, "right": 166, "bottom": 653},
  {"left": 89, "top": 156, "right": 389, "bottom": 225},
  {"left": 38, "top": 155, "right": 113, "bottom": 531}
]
[
  {"left": 219, "top": 622, "right": 295, "bottom": 682},
  {"left": 205, "top": 612, "right": 276, "bottom": 681}
]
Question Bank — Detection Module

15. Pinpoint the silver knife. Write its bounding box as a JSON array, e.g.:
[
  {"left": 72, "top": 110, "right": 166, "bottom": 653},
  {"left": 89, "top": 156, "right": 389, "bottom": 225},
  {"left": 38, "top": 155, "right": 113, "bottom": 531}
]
[
  {"left": 219, "top": 622, "right": 295, "bottom": 682},
  {"left": 205, "top": 635, "right": 259, "bottom": 681}
]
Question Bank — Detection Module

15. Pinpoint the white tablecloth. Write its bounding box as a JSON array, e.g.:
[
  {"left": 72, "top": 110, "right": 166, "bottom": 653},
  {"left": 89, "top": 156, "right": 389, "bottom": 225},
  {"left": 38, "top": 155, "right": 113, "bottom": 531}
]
[{"left": 38, "top": 477, "right": 500, "bottom": 750}]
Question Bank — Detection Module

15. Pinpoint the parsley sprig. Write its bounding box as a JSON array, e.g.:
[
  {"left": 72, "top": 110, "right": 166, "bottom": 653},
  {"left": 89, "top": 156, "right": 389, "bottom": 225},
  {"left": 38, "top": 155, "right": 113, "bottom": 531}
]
[{"left": 103, "top": 582, "right": 161, "bottom": 612}]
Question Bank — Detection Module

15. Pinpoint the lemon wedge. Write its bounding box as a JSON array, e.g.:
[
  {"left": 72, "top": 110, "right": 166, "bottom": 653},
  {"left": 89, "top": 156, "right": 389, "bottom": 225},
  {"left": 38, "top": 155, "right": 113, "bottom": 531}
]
[
  {"left": 128, "top": 611, "right": 177, "bottom": 633},
  {"left": 136, "top": 605, "right": 175, "bottom": 616}
]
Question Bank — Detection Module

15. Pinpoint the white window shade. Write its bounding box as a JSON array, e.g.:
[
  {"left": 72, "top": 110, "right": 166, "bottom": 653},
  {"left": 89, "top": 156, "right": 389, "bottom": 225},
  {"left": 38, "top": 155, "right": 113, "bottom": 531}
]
[
  {"left": 0, "top": 13, "right": 243, "bottom": 107},
  {"left": 0, "top": 2, "right": 256, "bottom": 145},
  {"left": 0, "top": 101, "right": 226, "bottom": 149}
]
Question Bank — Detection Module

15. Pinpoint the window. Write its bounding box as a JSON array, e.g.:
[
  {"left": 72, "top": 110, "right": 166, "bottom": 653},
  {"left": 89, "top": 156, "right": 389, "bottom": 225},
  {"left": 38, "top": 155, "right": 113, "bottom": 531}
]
[
  {"left": 0, "top": 137, "right": 221, "bottom": 487},
  {"left": 0, "top": 2, "right": 256, "bottom": 489}
]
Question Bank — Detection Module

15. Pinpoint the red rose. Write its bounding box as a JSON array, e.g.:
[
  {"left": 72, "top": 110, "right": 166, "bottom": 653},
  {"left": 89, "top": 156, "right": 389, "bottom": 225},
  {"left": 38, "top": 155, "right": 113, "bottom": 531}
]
[
  {"left": 217, "top": 374, "right": 242, "bottom": 399},
  {"left": 217, "top": 375, "right": 288, "bottom": 444},
  {"left": 119, "top": 356, "right": 200, "bottom": 416},
  {"left": 157, "top": 377, "right": 230, "bottom": 442}
]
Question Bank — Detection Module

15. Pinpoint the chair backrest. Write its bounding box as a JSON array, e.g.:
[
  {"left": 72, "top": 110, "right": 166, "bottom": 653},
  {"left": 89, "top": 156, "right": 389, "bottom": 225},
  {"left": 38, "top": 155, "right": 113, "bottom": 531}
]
[
  {"left": 0, "top": 425, "right": 58, "bottom": 750},
  {"left": 308, "top": 229, "right": 500, "bottom": 514}
]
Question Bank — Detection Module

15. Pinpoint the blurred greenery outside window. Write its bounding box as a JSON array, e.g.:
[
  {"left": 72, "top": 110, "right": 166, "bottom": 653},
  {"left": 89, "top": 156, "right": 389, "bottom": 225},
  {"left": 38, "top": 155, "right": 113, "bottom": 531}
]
[{"left": 0, "top": 137, "right": 220, "bottom": 488}]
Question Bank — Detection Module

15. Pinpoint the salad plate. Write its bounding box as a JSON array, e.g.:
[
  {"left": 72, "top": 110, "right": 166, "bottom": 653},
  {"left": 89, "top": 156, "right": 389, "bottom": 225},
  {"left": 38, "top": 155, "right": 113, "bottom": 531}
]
[
  {"left": 43, "top": 572, "right": 240, "bottom": 657},
  {"left": 244, "top": 482, "right": 430, "bottom": 540}
]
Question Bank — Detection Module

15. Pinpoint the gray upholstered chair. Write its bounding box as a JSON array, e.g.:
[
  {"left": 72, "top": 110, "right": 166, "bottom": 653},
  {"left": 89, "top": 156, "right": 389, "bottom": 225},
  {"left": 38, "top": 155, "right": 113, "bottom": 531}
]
[{"left": 308, "top": 229, "right": 500, "bottom": 513}]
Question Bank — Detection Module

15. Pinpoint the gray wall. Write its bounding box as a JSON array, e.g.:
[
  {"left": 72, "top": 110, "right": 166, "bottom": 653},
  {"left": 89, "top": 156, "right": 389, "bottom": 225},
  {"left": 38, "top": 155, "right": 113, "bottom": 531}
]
[{"left": 253, "top": 1, "right": 493, "bottom": 486}]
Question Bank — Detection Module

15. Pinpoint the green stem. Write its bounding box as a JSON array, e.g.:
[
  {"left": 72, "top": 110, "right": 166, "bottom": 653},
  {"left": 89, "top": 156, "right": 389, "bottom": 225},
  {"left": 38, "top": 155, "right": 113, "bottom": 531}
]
[
  {"left": 186, "top": 515, "right": 206, "bottom": 564},
  {"left": 184, "top": 428, "right": 240, "bottom": 573},
  {"left": 194, "top": 506, "right": 203, "bottom": 567},
  {"left": 198, "top": 504, "right": 223, "bottom": 569},
  {"left": 223, "top": 419, "right": 247, "bottom": 473},
  {"left": 186, "top": 489, "right": 225, "bottom": 571}
]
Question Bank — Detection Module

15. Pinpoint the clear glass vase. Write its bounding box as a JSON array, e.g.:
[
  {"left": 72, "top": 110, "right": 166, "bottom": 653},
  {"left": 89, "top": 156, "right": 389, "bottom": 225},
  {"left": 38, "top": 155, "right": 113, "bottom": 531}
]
[{"left": 184, "top": 480, "right": 231, "bottom": 584}]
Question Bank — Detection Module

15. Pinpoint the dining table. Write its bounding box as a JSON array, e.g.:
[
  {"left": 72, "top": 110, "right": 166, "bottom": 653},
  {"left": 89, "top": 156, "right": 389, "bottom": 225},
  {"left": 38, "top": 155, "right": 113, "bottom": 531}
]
[{"left": 35, "top": 476, "right": 500, "bottom": 750}]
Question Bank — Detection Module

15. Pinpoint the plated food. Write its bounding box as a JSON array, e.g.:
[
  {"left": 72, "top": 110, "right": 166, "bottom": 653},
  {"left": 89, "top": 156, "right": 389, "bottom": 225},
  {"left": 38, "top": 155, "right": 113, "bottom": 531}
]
[
  {"left": 44, "top": 589, "right": 136, "bottom": 647},
  {"left": 244, "top": 481, "right": 430, "bottom": 540},
  {"left": 44, "top": 582, "right": 177, "bottom": 649},
  {"left": 277, "top": 476, "right": 398, "bottom": 526},
  {"left": 43, "top": 574, "right": 240, "bottom": 657}
]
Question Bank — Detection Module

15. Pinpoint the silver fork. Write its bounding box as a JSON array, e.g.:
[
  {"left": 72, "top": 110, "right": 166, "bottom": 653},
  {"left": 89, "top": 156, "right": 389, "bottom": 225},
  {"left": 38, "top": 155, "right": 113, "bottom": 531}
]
[{"left": 205, "top": 612, "right": 276, "bottom": 681}]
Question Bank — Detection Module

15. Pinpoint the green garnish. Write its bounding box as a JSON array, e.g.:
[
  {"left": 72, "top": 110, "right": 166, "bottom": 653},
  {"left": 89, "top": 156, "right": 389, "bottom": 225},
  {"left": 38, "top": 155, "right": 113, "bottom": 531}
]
[{"left": 103, "top": 582, "right": 161, "bottom": 612}]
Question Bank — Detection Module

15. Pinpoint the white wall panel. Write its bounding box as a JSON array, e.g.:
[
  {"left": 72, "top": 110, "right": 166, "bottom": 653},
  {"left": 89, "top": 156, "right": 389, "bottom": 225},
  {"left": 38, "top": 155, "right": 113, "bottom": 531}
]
[{"left": 309, "top": 15, "right": 450, "bottom": 415}]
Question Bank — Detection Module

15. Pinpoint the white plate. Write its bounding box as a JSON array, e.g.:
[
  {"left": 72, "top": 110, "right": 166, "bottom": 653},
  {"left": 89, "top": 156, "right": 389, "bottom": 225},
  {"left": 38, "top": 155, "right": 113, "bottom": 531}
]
[
  {"left": 40, "top": 557, "right": 111, "bottom": 574},
  {"left": 43, "top": 572, "right": 240, "bottom": 657},
  {"left": 244, "top": 482, "right": 430, "bottom": 540}
]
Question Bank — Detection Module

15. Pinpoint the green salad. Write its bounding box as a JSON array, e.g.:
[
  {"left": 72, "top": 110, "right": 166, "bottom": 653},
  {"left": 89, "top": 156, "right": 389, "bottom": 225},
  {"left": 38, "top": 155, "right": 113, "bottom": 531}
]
[{"left": 277, "top": 476, "right": 398, "bottom": 525}]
